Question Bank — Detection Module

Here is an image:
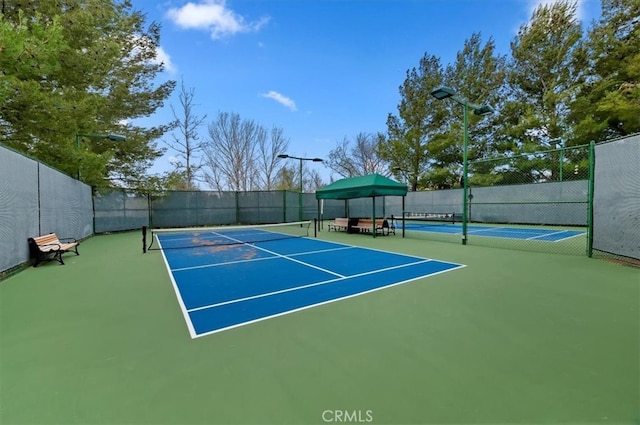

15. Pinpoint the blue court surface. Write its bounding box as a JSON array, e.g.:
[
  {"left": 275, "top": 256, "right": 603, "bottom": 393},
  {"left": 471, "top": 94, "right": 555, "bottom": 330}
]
[
  {"left": 156, "top": 231, "right": 464, "bottom": 338},
  {"left": 403, "top": 222, "right": 585, "bottom": 241}
]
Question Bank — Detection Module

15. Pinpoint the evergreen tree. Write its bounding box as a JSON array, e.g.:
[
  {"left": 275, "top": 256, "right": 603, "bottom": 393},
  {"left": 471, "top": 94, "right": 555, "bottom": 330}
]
[
  {"left": 433, "top": 33, "right": 507, "bottom": 188},
  {"left": 571, "top": 0, "right": 640, "bottom": 141},
  {"left": 1, "top": 0, "right": 175, "bottom": 189},
  {"left": 380, "top": 53, "right": 445, "bottom": 191},
  {"left": 498, "top": 0, "right": 583, "bottom": 183}
]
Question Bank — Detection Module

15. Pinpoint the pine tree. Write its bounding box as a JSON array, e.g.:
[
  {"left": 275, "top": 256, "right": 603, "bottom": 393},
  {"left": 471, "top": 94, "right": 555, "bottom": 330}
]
[
  {"left": 1, "top": 0, "right": 175, "bottom": 188},
  {"left": 570, "top": 0, "right": 640, "bottom": 141}
]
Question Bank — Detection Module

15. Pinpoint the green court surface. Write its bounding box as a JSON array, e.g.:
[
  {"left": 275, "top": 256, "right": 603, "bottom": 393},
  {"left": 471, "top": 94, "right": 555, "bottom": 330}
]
[{"left": 0, "top": 230, "right": 638, "bottom": 425}]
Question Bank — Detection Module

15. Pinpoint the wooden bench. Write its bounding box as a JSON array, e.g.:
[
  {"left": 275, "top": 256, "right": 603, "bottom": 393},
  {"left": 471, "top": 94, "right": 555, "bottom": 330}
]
[
  {"left": 328, "top": 217, "right": 349, "bottom": 232},
  {"left": 28, "top": 233, "right": 79, "bottom": 267},
  {"left": 351, "top": 218, "right": 394, "bottom": 236}
]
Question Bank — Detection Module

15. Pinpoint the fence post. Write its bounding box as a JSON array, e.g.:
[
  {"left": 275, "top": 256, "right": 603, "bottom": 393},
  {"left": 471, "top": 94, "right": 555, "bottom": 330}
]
[{"left": 587, "top": 140, "right": 595, "bottom": 257}]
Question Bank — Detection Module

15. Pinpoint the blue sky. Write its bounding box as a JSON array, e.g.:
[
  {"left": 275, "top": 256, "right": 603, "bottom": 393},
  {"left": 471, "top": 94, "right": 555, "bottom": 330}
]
[{"left": 131, "top": 0, "right": 601, "bottom": 183}]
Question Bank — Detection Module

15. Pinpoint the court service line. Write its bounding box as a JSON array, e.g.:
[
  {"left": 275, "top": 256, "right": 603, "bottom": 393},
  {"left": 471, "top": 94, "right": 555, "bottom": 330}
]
[
  {"left": 288, "top": 245, "right": 355, "bottom": 257},
  {"left": 186, "top": 258, "right": 435, "bottom": 314},
  {"left": 172, "top": 255, "right": 276, "bottom": 273},
  {"left": 212, "top": 231, "right": 345, "bottom": 278},
  {"left": 193, "top": 264, "right": 465, "bottom": 339},
  {"left": 553, "top": 232, "right": 586, "bottom": 242},
  {"left": 466, "top": 226, "right": 506, "bottom": 234},
  {"left": 171, "top": 245, "right": 357, "bottom": 273},
  {"left": 526, "top": 229, "right": 569, "bottom": 240}
]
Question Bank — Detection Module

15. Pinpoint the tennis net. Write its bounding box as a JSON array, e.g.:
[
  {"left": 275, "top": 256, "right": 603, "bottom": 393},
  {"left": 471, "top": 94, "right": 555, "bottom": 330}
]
[
  {"left": 144, "top": 221, "right": 314, "bottom": 252},
  {"left": 402, "top": 212, "right": 459, "bottom": 229}
]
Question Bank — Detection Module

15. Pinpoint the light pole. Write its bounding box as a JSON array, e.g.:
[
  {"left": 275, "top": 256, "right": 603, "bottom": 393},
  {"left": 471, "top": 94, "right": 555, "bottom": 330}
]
[
  {"left": 431, "top": 86, "right": 493, "bottom": 245},
  {"left": 75, "top": 133, "right": 126, "bottom": 180},
  {"left": 278, "top": 154, "right": 323, "bottom": 221}
]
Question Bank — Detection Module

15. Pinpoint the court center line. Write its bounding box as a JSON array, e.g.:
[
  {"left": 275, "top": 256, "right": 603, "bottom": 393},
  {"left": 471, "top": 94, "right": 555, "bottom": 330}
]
[
  {"left": 172, "top": 255, "right": 276, "bottom": 272},
  {"left": 193, "top": 264, "right": 466, "bottom": 339},
  {"left": 171, "top": 245, "right": 357, "bottom": 273},
  {"left": 288, "top": 245, "right": 356, "bottom": 257},
  {"left": 170, "top": 245, "right": 355, "bottom": 272},
  {"left": 211, "top": 231, "right": 345, "bottom": 278},
  {"left": 186, "top": 258, "right": 435, "bottom": 313}
]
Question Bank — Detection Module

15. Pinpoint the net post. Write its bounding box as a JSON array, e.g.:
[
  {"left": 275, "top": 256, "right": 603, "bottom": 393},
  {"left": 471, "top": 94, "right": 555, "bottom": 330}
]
[
  {"left": 314, "top": 218, "right": 317, "bottom": 237},
  {"left": 402, "top": 211, "right": 406, "bottom": 238},
  {"left": 142, "top": 226, "right": 147, "bottom": 253}
]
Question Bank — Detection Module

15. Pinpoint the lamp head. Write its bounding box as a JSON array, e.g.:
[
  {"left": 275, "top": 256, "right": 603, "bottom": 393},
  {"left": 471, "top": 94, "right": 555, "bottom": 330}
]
[
  {"left": 107, "top": 134, "right": 127, "bottom": 141},
  {"left": 277, "top": 154, "right": 289, "bottom": 159},
  {"left": 472, "top": 105, "right": 494, "bottom": 116},
  {"left": 312, "top": 158, "right": 323, "bottom": 162},
  {"left": 431, "top": 86, "right": 456, "bottom": 100}
]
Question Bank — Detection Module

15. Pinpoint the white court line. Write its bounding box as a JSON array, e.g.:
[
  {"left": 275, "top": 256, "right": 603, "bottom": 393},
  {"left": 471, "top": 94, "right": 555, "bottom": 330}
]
[
  {"left": 186, "top": 258, "right": 436, "bottom": 313},
  {"left": 552, "top": 232, "right": 586, "bottom": 242},
  {"left": 289, "top": 245, "right": 355, "bottom": 257},
  {"left": 172, "top": 255, "right": 276, "bottom": 273},
  {"left": 156, "top": 232, "right": 465, "bottom": 339},
  {"left": 171, "top": 245, "right": 356, "bottom": 273},
  {"left": 210, "top": 231, "right": 346, "bottom": 279},
  {"left": 156, "top": 238, "right": 198, "bottom": 339},
  {"left": 466, "top": 226, "right": 506, "bottom": 234},
  {"left": 526, "top": 229, "right": 570, "bottom": 240},
  {"left": 192, "top": 264, "right": 466, "bottom": 339}
]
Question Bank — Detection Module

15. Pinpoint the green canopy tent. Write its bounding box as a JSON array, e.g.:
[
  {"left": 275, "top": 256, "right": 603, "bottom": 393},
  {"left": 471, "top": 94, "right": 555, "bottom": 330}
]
[{"left": 315, "top": 174, "right": 408, "bottom": 237}]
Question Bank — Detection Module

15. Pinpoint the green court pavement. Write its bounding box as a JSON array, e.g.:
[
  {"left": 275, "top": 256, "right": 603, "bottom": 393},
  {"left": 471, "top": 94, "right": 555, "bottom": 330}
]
[{"left": 1, "top": 230, "right": 638, "bottom": 424}]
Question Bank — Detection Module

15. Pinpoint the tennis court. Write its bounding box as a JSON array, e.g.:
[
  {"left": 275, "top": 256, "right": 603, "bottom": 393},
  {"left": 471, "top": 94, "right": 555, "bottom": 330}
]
[
  {"left": 403, "top": 220, "right": 585, "bottom": 242},
  {"left": 153, "top": 224, "right": 464, "bottom": 337},
  {"left": 1, "top": 229, "right": 638, "bottom": 424}
]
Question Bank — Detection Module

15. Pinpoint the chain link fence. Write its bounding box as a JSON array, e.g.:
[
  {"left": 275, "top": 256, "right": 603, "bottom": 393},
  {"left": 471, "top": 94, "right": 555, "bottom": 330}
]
[
  {"left": 462, "top": 144, "right": 591, "bottom": 255},
  {"left": 3, "top": 136, "right": 638, "bottom": 275}
]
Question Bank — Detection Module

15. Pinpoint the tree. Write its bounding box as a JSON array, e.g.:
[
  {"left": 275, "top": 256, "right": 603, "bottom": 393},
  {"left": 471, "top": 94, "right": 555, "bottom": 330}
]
[
  {"left": 497, "top": 0, "right": 583, "bottom": 182},
  {"left": 202, "top": 112, "right": 296, "bottom": 192},
  {"left": 326, "top": 132, "right": 388, "bottom": 178},
  {"left": 274, "top": 162, "right": 323, "bottom": 192},
  {"left": 570, "top": 0, "right": 640, "bottom": 142},
  {"left": 256, "top": 127, "right": 289, "bottom": 190},
  {"left": 0, "top": 11, "right": 66, "bottom": 143},
  {"left": 432, "top": 33, "right": 507, "bottom": 189},
  {"left": 1, "top": 0, "right": 175, "bottom": 189},
  {"left": 165, "top": 78, "right": 207, "bottom": 190},
  {"left": 380, "top": 53, "right": 446, "bottom": 191},
  {"left": 202, "top": 112, "right": 264, "bottom": 191}
]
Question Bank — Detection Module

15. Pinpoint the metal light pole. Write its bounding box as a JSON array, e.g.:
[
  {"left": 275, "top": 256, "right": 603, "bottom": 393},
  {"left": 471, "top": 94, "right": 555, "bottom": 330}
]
[
  {"left": 431, "top": 86, "right": 493, "bottom": 245},
  {"left": 75, "top": 133, "right": 126, "bottom": 180},
  {"left": 277, "top": 154, "right": 323, "bottom": 221}
]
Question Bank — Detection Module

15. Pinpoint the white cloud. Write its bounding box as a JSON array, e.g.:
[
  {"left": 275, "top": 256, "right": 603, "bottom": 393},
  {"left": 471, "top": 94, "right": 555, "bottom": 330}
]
[
  {"left": 152, "top": 45, "right": 177, "bottom": 74},
  {"left": 261, "top": 91, "right": 297, "bottom": 111},
  {"left": 166, "top": 0, "right": 269, "bottom": 39}
]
